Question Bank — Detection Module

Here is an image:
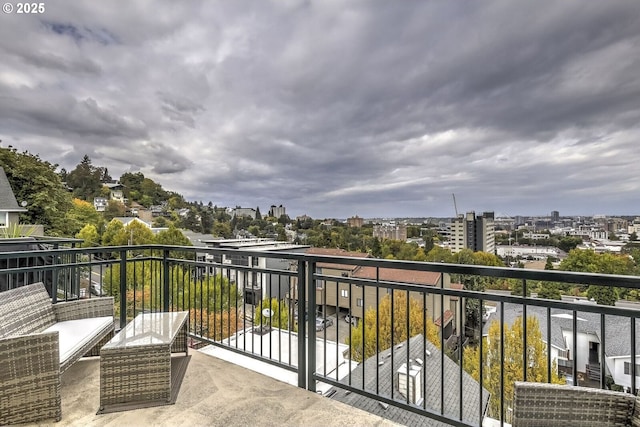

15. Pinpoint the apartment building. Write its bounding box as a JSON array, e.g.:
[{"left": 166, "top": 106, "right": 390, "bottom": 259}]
[
  {"left": 449, "top": 211, "right": 495, "bottom": 254},
  {"left": 373, "top": 223, "right": 407, "bottom": 241},
  {"left": 346, "top": 215, "right": 364, "bottom": 228},
  {"left": 201, "top": 238, "right": 309, "bottom": 304},
  {"left": 291, "top": 248, "right": 461, "bottom": 339}
]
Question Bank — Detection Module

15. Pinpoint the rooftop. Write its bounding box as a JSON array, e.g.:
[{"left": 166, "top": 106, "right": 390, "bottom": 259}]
[{"left": 46, "top": 349, "right": 398, "bottom": 427}]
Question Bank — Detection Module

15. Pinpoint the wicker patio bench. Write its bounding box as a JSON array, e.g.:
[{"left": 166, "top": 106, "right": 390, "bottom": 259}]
[
  {"left": 513, "top": 381, "right": 640, "bottom": 427},
  {"left": 0, "top": 282, "right": 115, "bottom": 425}
]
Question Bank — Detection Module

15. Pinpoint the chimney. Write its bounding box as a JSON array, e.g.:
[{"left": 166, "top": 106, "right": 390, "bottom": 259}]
[{"left": 397, "top": 363, "right": 422, "bottom": 405}]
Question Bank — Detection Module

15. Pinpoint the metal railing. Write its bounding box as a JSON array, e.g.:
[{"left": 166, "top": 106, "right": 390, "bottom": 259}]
[{"left": 1, "top": 243, "right": 639, "bottom": 426}]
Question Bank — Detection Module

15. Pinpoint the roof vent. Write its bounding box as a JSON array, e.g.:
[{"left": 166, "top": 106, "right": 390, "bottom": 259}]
[
  {"left": 378, "top": 402, "right": 389, "bottom": 410},
  {"left": 378, "top": 361, "right": 384, "bottom": 366},
  {"left": 415, "top": 358, "right": 424, "bottom": 366},
  {"left": 425, "top": 349, "right": 432, "bottom": 357},
  {"left": 397, "top": 363, "right": 423, "bottom": 405},
  {"left": 396, "top": 343, "right": 404, "bottom": 349}
]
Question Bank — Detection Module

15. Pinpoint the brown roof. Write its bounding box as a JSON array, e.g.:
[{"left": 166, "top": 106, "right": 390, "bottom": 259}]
[
  {"left": 353, "top": 267, "right": 441, "bottom": 286},
  {"left": 305, "top": 247, "right": 370, "bottom": 271},
  {"left": 305, "top": 247, "right": 370, "bottom": 258},
  {"left": 435, "top": 309, "right": 454, "bottom": 327}
]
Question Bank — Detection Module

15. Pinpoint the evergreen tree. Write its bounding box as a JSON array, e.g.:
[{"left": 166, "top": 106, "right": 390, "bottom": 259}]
[{"left": 66, "top": 155, "right": 103, "bottom": 201}]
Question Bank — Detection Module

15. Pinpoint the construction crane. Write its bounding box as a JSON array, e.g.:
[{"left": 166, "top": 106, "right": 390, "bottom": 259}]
[{"left": 452, "top": 193, "right": 459, "bottom": 217}]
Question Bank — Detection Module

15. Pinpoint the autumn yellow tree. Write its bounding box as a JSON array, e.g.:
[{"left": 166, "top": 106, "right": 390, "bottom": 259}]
[
  {"left": 189, "top": 308, "right": 238, "bottom": 341},
  {"left": 347, "top": 290, "right": 440, "bottom": 362},
  {"left": 463, "top": 316, "right": 564, "bottom": 420}
]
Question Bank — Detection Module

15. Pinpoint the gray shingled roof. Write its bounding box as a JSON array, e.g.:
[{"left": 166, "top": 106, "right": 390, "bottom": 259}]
[
  {"left": 483, "top": 302, "right": 640, "bottom": 358},
  {"left": 328, "top": 334, "right": 490, "bottom": 427},
  {"left": 0, "top": 167, "right": 26, "bottom": 212}
]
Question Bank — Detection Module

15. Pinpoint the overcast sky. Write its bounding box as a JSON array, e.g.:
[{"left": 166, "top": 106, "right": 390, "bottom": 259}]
[{"left": 1, "top": 1, "right": 640, "bottom": 219}]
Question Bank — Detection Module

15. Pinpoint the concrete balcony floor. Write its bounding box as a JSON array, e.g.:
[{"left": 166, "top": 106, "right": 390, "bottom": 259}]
[{"left": 28, "top": 350, "right": 398, "bottom": 427}]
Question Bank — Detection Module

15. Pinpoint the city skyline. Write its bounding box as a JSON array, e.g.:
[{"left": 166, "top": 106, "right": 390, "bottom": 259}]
[{"left": 1, "top": 1, "right": 640, "bottom": 219}]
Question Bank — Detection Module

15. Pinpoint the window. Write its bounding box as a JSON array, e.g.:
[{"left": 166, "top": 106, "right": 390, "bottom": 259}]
[
  {"left": 0, "top": 212, "right": 7, "bottom": 228},
  {"left": 356, "top": 298, "right": 363, "bottom": 307},
  {"left": 623, "top": 362, "right": 640, "bottom": 375},
  {"left": 316, "top": 280, "right": 324, "bottom": 290},
  {"left": 341, "top": 289, "right": 348, "bottom": 298}
]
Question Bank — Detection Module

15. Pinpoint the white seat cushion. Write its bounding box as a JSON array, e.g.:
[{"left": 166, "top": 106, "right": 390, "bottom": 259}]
[{"left": 42, "top": 317, "right": 113, "bottom": 365}]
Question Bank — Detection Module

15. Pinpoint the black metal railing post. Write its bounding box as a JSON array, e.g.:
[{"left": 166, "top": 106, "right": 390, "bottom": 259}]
[
  {"left": 119, "top": 249, "right": 127, "bottom": 327},
  {"left": 163, "top": 249, "right": 170, "bottom": 312},
  {"left": 297, "top": 259, "right": 306, "bottom": 389},
  {"left": 307, "top": 260, "right": 317, "bottom": 393}
]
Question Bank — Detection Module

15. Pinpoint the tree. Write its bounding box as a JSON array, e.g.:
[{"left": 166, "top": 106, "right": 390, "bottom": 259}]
[
  {"left": 536, "top": 281, "right": 561, "bottom": 300},
  {"left": 544, "top": 257, "right": 554, "bottom": 270},
  {"left": 155, "top": 225, "right": 192, "bottom": 247},
  {"left": 347, "top": 291, "right": 439, "bottom": 362},
  {"left": 76, "top": 224, "right": 99, "bottom": 247},
  {"left": 65, "top": 155, "right": 103, "bottom": 201},
  {"left": 559, "top": 250, "right": 635, "bottom": 305},
  {"left": 254, "top": 298, "right": 290, "bottom": 330},
  {"left": 510, "top": 280, "right": 531, "bottom": 297},
  {"left": 104, "top": 200, "right": 126, "bottom": 220},
  {"left": 63, "top": 198, "right": 104, "bottom": 236},
  {"left": 463, "top": 316, "right": 564, "bottom": 420},
  {"left": 425, "top": 246, "right": 454, "bottom": 263},
  {"left": 0, "top": 146, "right": 74, "bottom": 235},
  {"left": 558, "top": 236, "right": 583, "bottom": 253},
  {"left": 101, "top": 219, "right": 125, "bottom": 246}
]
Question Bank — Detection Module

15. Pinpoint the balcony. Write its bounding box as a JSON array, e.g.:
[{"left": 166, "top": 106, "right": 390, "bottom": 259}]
[
  {"left": 55, "top": 346, "right": 392, "bottom": 426},
  {"left": 1, "top": 239, "right": 639, "bottom": 426}
]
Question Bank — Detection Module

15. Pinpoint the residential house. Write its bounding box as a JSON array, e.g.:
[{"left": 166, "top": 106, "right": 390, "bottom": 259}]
[
  {"left": 0, "top": 166, "right": 27, "bottom": 231},
  {"left": 93, "top": 197, "right": 108, "bottom": 212},
  {"left": 111, "top": 217, "right": 152, "bottom": 229},
  {"left": 484, "top": 302, "right": 640, "bottom": 391},
  {"left": 328, "top": 334, "right": 490, "bottom": 427},
  {"left": 103, "top": 183, "right": 126, "bottom": 204}
]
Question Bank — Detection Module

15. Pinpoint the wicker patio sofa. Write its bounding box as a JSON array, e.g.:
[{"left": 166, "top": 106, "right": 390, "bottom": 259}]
[
  {"left": 513, "top": 381, "right": 640, "bottom": 427},
  {"left": 0, "top": 282, "right": 115, "bottom": 424}
]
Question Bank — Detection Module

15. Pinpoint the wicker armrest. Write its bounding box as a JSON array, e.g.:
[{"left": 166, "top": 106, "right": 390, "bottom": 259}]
[
  {"left": 513, "top": 381, "right": 636, "bottom": 427},
  {"left": 53, "top": 297, "right": 115, "bottom": 321},
  {"left": 632, "top": 394, "right": 640, "bottom": 427},
  {"left": 0, "top": 331, "right": 62, "bottom": 424}
]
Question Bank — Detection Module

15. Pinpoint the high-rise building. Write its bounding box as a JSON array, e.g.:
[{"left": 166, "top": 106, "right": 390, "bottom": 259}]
[
  {"left": 551, "top": 210, "right": 560, "bottom": 223},
  {"left": 268, "top": 204, "right": 286, "bottom": 218},
  {"left": 449, "top": 211, "right": 495, "bottom": 254}
]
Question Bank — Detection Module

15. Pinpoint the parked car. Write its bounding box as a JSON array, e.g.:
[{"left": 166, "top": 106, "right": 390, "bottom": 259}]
[
  {"left": 315, "top": 317, "right": 334, "bottom": 331},
  {"left": 344, "top": 313, "right": 357, "bottom": 326}
]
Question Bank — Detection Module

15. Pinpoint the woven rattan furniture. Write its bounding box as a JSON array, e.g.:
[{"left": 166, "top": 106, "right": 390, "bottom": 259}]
[
  {"left": 99, "top": 311, "right": 189, "bottom": 411},
  {"left": 513, "top": 381, "right": 640, "bottom": 427},
  {"left": 0, "top": 282, "right": 115, "bottom": 425}
]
